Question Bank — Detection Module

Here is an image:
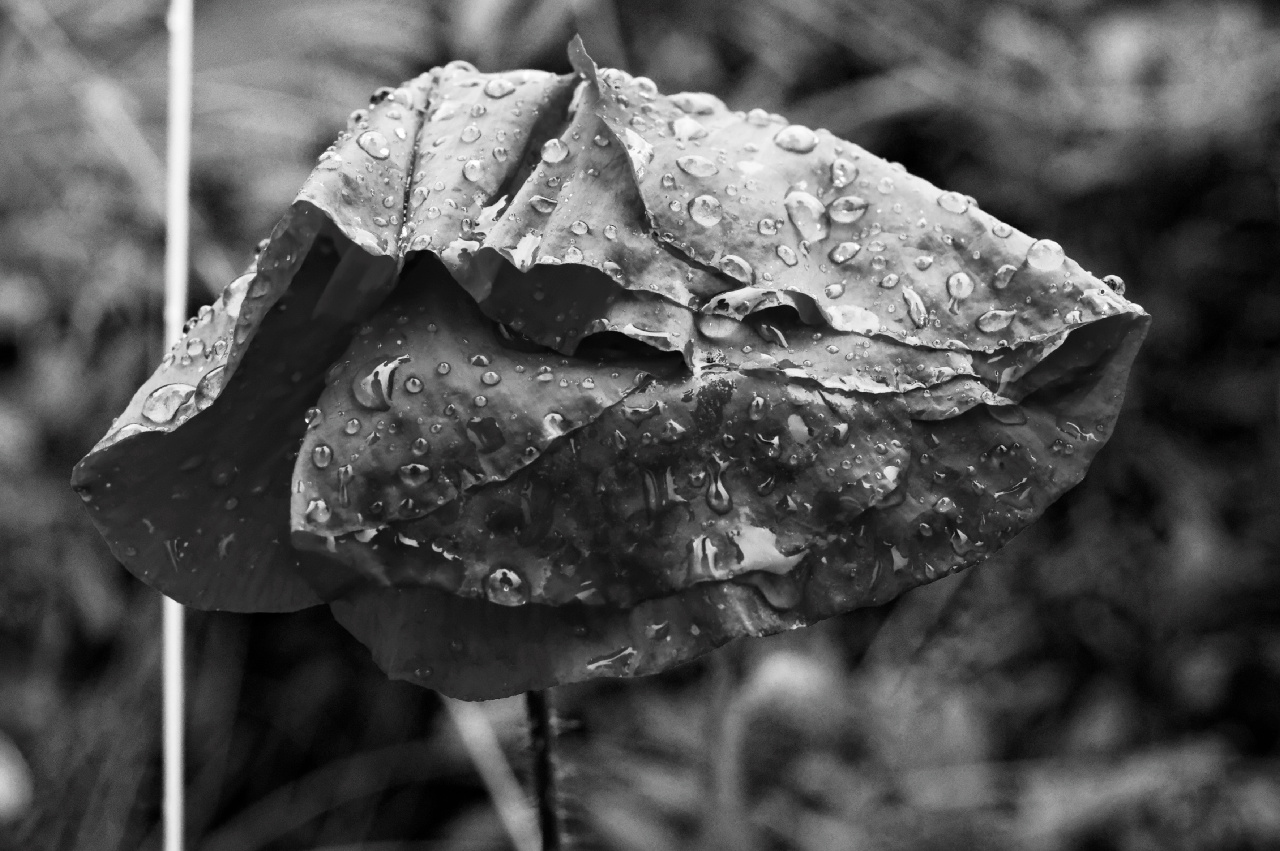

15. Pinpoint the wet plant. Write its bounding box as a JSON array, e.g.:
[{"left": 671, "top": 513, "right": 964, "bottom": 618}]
[{"left": 71, "top": 37, "right": 1147, "bottom": 849}]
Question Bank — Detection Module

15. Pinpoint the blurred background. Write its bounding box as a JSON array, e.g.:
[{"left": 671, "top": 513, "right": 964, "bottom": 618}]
[{"left": 1, "top": 0, "right": 1279, "bottom": 848}]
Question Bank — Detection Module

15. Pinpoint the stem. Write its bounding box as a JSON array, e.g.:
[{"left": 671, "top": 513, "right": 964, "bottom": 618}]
[{"left": 526, "top": 689, "right": 561, "bottom": 851}]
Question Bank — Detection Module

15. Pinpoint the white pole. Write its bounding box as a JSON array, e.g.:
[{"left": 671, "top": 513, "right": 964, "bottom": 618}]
[{"left": 164, "top": 2, "right": 193, "bottom": 850}]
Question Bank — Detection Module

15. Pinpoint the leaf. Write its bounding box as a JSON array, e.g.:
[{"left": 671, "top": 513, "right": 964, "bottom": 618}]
[{"left": 73, "top": 38, "right": 1148, "bottom": 697}]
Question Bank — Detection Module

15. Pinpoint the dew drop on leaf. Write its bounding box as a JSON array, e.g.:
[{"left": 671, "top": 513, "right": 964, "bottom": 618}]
[
  {"left": 142, "top": 383, "right": 196, "bottom": 424},
  {"left": 902, "top": 287, "right": 928, "bottom": 327},
  {"left": 1027, "top": 238, "right": 1065, "bottom": 270},
  {"left": 529, "top": 195, "right": 558, "bottom": 214},
  {"left": 399, "top": 463, "right": 431, "bottom": 487},
  {"left": 784, "top": 191, "right": 828, "bottom": 241},
  {"left": 312, "top": 444, "right": 333, "bottom": 468},
  {"left": 676, "top": 155, "right": 719, "bottom": 177},
  {"left": 773, "top": 125, "right": 818, "bottom": 153},
  {"left": 947, "top": 271, "right": 974, "bottom": 299},
  {"left": 831, "top": 157, "right": 858, "bottom": 188},
  {"left": 483, "top": 77, "right": 515, "bottom": 98},
  {"left": 541, "top": 138, "right": 569, "bottom": 163},
  {"left": 486, "top": 567, "right": 526, "bottom": 606},
  {"left": 689, "top": 195, "right": 724, "bottom": 227},
  {"left": 357, "top": 130, "right": 391, "bottom": 160},
  {"left": 305, "top": 499, "right": 331, "bottom": 524},
  {"left": 976, "top": 309, "right": 1016, "bottom": 333},
  {"left": 827, "top": 195, "right": 869, "bottom": 224},
  {"left": 671, "top": 115, "right": 709, "bottom": 140},
  {"left": 462, "top": 160, "right": 484, "bottom": 181},
  {"left": 937, "top": 191, "right": 970, "bottom": 214},
  {"left": 828, "top": 241, "right": 861, "bottom": 264},
  {"left": 718, "top": 254, "right": 753, "bottom": 283}
]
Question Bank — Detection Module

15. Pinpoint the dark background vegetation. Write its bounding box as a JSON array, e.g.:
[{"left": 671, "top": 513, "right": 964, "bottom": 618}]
[{"left": 1, "top": 0, "right": 1278, "bottom": 848}]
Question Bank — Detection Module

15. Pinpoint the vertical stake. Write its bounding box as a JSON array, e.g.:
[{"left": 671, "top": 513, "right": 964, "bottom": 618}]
[{"left": 163, "top": 2, "right": 193, "bottom": 850}]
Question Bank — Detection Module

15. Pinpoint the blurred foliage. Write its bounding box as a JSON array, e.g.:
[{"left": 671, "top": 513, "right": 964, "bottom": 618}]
[{"left": 0, "top": 0, "right": 1278, "bottom": 848}]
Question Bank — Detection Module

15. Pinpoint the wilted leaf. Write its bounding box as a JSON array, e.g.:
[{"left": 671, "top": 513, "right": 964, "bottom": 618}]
[{"left": 72, "top": 38, "right": 1147, "bottom": 698}]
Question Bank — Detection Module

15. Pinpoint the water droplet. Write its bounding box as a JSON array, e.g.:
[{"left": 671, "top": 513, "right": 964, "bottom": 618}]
[
  {"left": 541, "top": 138, "right": 569, "bottom": 163},
  {"left": 436, "top": 361, "right": 451, "bottom": 375},
  {"left": 1102, "top": 274, "right": 1126, "bottom": 295},
  {"left": 915, "top": 255, "right": 934, "bottom": 271},
  {"left": 718, "top": 254, "right": 753, "bottom": 283},
  {"left": 774, "top": 125, "right": 817, "bottom": 153},
  {"left": 411, "top": 437, "right": 429, "bottom": 456},
  {"left": 305, "top": 498, "right": 331, "bottom": 524},
  {"left": 357, "top": 130, "right": 390, "bottom": 160},
  {"left": 480, "top": 370, "right": 501, "bottom": 386},
  {"left": 570, "top": 219, "right": 590, "bottom": 236},
  {"left": 304, "top": 407, "right": 322, "bottom": 426},
  {"left": 937, "top": 191, "right": 970, "bottom": 214},
  {"left": 460, "top": 124, "right": 483, "bottom": 144},
  {"left": 492, "top": 146, "right": 509, "bottom": 162},
  {"left": 404, "top": 376, "right": 423, "bottom": 394},
  {"left": 353, "top": 355, "right": 409, "bottom": 411},
  {"left": 824, "top": 282, "right": 846, "bottom": 299},
  {"left": 689, "top": 195, "right": 723, "bottom": 227},
  {"left": 469, "top": 354, "right": 491, "bottom": 367},
  {"left": 344, "top": 418, "right": 361, "bottom": 435},
  {"left": 142, "top": 383, "right": 196, "bottom": 424},
  {"left": 776, "top": 245, "right": 798, "bottom": 266},
  {"left": 399, "top": 463, "right": 431, "bottom": 487},
  {"left": 705, "top": 466, "right": 732, "bottom": 514},
  {"left": 676, "top": 155, "right": 719, "bottom": 177},
  {"left": 877, "top": 176, "right": 895, "bottom": 193},
  {"left": 671, "top": 115, "right": 708, "bottom": 140},
  {"left": 784, "top": 190, "right": 828, "bottom": 241},
  {"left": 312, "top": 444, "right": 333, "bottom": 468},
  {"left": 827, "top": 195, "right": 869, "bottom": 224},
  {"left": 902, "top": 287, "right": 928, "bottom": 327},
  {"left": 581, "top": 377, "right": 596, "bottom": 389},
  {"left": 992, "top": 222, "right": 1012, "bottom": 238},
  {"left": 486, "top": 567, "right": 527, "bottom": 606},
  {"left": 530, "top": 195, "right": 557, "bottom": 214},
  {"left": 484, "top": 77, "right": 515, "bottom": 98},
  {"left": 993, "top": 264, "right": 1017, "bottom": 289},
  {"left": 828, "top": 241, "right": 861, "bottom": 264},
  {"left": 879, "top": 273, "right": 900, "bottom": 288},
  {"left": 748, "top": 395, "right": 767, "bottom": 420},
  {"left": 947, "top": 271, "right": 974, "bottom": 299},
  {"left": 976, "top": 309, "right": 1016, "bottom": 333},
  {"left": 474, "top": 394, "right": 488, "bottom": 407},
  {"left": 746, "top": 108, "right": 772, "bottom": 126},
  {"left": 758, "top": 218, "right": 778, "bottom": 236},
  {"left": 1027, "top": 238, "right": 1065, "bottom": 271},
  {"left": 831, "top": 158, "right": 858, "bottom": 188},
  {"left": 462, "top": 159, "right": 484, "bottom": 181}
]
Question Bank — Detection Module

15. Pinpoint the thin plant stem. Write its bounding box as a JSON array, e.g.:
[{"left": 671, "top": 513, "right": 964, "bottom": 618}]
[
  {"left": 442, "top": 698, "right": 541, "bottom": 851},
  {"left": 163, "top": 1, "right": 193, "bottom": 850},
  {"left": 526, "top": 689, "right": 561, "bottom": 851}
]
